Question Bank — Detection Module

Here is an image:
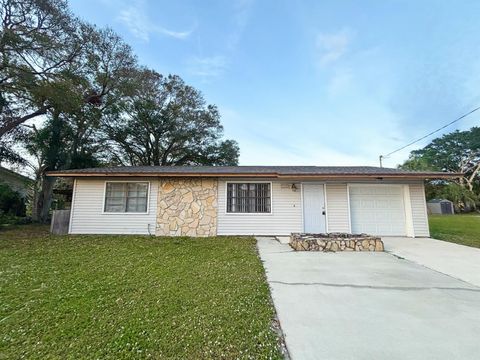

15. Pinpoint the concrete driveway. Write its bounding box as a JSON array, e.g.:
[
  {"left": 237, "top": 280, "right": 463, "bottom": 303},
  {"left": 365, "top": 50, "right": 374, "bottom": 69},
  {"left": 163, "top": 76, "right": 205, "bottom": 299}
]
[
  {"left": 257, "top": 238, "right": 480, "bottom": 360},
  {"left": 383, "top": 237, "right": 480, "bottom": 287}
]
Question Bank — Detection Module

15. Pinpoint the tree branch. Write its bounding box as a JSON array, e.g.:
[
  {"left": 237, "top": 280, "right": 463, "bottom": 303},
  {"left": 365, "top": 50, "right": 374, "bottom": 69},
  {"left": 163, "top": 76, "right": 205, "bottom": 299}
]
[{"left": 0, "top": 106, "right": 51, "bottom": 138}]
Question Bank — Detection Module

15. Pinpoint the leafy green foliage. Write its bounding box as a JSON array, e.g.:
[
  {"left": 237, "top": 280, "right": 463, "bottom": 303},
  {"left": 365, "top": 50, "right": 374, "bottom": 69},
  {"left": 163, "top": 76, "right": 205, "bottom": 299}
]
[
  {"left": 0, "top": 182, "right": 25, "bottom": 217},
  {"left": 401, "top": 127, "right": 480, "bottom": 210},
  {"left": 399, "top": 156, "right": 438, "bottom": 172},
  {"left": 25, "top": 111, "right": 103, "bottom": 222},
  {"left": 425, "top": 183, "right": 478, "bottom": 212},
  {"left": 0, "top": 1, "right": 138, "bottom": 161},
  {"left": 402, "top": 127, "right": 480, "bottom": 190},
  {"left": 0, "top": 227, "right": 282, "bottom": 359},
  {"left": 103, "top": 71, "right": 239, "bottom": 166},
  {"left": 0, "top": 0, "right": 83, "bottom": 141},
  {"left": 1, "top": 1, "right": 240, "bottom": 221}
]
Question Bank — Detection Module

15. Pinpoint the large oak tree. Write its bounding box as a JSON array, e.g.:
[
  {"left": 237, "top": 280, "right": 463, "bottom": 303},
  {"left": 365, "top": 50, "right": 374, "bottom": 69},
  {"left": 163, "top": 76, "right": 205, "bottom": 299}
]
[
  {"left": 400, "top": 127, "right": 480, "bottom": 210},
  {"left": 102, "top": 70, "right": 239, "bottom": 166},
  {"left": 1, "top": 0, "right": 240, "bottom": 222},
  {"left": 24, "top": 27, "right": 137, "bottom": 222},
  {"left": 401, "top": 127, "right": 480, "bottom": 191},
  {"left": 0, "top": 0, "right": 81, "bottom": 152}
]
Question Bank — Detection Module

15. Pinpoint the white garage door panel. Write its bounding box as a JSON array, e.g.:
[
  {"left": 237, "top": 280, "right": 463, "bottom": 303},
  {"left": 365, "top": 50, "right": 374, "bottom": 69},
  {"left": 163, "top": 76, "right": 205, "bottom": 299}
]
[{"left": 350, "top": 185, "right": 406, "bottom": 236}]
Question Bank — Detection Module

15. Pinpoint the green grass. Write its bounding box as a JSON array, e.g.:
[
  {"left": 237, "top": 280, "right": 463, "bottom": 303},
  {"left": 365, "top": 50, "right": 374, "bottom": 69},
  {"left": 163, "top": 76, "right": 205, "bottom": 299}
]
[
  {"left": 0, "top": 225, "right": 283, "bottom": 359},
  {"left": 429, "top": 214, "right": 480, "bottom": 248}
]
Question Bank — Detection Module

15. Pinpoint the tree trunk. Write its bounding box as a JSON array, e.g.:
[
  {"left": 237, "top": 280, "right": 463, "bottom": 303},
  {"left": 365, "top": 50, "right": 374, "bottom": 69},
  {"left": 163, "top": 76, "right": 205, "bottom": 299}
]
[
  {"left": 31, "top": 181, "right": 40, "bottom": 222},
  {"left": 465, "top": 162, "right": 480, "bottom": 192},
  {"left": 35, "top": 175, "right": 56, "bottom": 223}
]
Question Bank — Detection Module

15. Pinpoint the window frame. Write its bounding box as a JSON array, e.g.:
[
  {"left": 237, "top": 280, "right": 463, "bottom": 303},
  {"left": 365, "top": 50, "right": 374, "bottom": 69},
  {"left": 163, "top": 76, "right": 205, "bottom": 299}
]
[
  {"left": 102, "top": 181, "right": 150, "bottom": 215},
  {"left": 224, "top": 181, "right": 273, "bottom": 215}
]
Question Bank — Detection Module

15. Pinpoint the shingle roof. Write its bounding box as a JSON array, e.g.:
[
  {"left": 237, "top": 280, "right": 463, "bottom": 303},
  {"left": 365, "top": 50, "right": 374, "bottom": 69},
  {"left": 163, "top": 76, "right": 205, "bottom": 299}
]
[
  {"left": 47, "top": 165, "right": 460, "bottom": 179},
  {"left": 427, "top": 199, "right": 453, "bottom": 203}
]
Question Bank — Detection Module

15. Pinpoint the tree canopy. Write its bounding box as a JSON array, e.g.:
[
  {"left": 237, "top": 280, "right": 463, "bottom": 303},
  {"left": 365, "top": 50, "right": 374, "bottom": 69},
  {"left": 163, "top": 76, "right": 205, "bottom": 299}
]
[
  {"left": 0, "top": 0, "right": 239, "bottom": 222},
  {"left": 1, "top": 0, "right": 81, "bottom": 147},
  {"left": 400, "top": 127, "right": 480, "bottom": 210},
  {"left": 102, "top": 71, "right": 239, "bottom": 166}
]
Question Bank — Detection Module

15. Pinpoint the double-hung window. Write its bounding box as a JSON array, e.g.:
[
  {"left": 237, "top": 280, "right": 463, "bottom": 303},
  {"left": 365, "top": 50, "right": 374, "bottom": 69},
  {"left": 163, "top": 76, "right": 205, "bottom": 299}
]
[
  {"left": 104, "top": 182, "right": 149, "bottom": 213},
  {"left": 226, "top": 183, "right": 271, "bottom": 213}
]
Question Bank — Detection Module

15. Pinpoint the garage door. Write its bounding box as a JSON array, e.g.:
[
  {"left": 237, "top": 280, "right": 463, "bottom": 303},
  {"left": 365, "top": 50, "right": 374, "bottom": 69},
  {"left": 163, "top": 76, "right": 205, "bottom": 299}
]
[{"left": 349, "top": 185, "right": 406, "bottom": 236}]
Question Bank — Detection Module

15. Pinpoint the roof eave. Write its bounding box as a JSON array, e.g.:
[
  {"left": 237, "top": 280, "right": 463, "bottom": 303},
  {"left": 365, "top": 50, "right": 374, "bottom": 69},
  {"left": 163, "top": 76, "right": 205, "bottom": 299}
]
[
  {"left": 46, "top": 171, "right": 462, "bottom": 179},
  {"left": 46, "top": 172, "right": 279, "bottom": 177}
]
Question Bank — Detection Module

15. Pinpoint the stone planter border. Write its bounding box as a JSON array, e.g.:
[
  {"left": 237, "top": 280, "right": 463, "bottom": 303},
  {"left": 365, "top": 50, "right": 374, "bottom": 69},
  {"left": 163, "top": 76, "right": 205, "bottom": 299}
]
[{"left": 289, "top": 233, "right": 384, "bottom": 252}]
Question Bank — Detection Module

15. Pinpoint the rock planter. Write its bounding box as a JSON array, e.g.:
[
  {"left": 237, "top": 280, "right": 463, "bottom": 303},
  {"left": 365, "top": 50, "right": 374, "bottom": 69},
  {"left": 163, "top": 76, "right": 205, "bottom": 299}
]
[{"left": 289, "top": 233, "right": 384, "bottom": 252}]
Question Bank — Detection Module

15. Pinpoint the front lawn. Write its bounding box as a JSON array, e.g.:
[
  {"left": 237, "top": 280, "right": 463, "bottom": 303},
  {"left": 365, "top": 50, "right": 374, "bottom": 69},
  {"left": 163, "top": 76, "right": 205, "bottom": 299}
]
[
  {"left": 0, "top": 225, "right": 283, "bottom": 359},
  {"left": 429, "top": 214, "right": 480, "bottom": 248}
]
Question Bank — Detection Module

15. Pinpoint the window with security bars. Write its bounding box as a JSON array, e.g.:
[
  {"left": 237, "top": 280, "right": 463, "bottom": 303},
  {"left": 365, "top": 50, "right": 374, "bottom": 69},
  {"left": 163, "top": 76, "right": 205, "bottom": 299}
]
[
  {"left": 226, "top": 183, "right": 271, "bottom": 213},
  {"left": 104, "top": 182, "right": 149, "bottom": 213}
]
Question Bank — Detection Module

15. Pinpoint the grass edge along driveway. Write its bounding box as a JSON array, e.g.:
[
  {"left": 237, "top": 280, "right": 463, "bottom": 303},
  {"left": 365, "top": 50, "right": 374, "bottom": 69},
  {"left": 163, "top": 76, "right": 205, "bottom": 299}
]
[
  {"left": 429, "top": 214, "right": 480, "bottom": 249},
  {"left": 0, "top": 225, "right": 284, "bottom": 359}
]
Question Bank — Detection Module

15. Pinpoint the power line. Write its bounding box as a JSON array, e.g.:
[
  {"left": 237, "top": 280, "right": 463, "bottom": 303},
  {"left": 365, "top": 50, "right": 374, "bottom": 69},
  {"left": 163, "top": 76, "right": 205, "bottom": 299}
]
[{"left": 379, "top": 105, "right": 480, "bottom": 166}]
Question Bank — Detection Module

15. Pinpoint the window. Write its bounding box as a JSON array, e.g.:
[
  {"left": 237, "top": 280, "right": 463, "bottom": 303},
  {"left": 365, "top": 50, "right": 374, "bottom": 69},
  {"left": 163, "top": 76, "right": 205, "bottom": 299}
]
[
  {"left": 104, "top": 182, "right": 149, "bottom": 213},
  {"left": 226, "top": 183, "right": 271, "bottom": 213}
]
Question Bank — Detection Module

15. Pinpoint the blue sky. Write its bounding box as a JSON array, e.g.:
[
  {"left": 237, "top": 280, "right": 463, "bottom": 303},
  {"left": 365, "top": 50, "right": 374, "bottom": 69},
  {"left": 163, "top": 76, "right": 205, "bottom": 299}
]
[{"left": 71, "top": 0, "right": 480, "bottom": 167}]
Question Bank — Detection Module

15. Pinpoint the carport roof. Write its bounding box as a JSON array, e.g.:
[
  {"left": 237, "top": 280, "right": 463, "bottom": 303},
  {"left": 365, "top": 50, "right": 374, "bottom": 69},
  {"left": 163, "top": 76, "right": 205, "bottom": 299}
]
[{"left": 47, "top": 166, "right": 461, "bottom": 179}]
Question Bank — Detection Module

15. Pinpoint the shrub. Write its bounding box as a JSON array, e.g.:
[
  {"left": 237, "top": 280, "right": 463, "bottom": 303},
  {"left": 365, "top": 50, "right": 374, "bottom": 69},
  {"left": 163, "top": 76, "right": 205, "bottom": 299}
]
[{"left": 0, "top": 182, "right": 26, "bottom": 217}]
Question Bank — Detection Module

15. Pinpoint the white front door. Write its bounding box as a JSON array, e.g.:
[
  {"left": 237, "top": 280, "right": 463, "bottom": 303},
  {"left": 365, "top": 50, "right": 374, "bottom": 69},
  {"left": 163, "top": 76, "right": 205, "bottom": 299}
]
[{"left": 303, "top": 184, "right": 326, "bottom": 233}]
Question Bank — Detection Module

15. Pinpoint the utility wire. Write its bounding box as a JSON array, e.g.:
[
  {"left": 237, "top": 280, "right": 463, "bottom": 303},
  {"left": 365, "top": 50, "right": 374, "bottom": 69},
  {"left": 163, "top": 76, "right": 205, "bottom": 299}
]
[{"left": 380, "top": 106, "right": 480, "bottom": 165}]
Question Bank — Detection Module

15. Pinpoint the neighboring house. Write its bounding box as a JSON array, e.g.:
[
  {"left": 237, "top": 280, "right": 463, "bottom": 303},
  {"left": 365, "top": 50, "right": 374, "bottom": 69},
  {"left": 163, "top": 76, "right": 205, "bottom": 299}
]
[
  {"left": 0, "top": 166, "right": 32, "bottom": 198},
  {"left": 48, "top": 166, "right": 458, "bottom": 237},
  {"left": 427, "top": 199, "right": 455, "bottom": 215}
]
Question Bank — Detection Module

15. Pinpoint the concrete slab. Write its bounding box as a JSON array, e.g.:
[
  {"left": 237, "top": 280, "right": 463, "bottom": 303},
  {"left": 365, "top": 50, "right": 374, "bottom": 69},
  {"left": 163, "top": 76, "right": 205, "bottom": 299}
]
[
  {"left": 257, "top": 237, "right": 480, "bottom": 360},
  {"left": 383, "top": 237, "right": 480, "bottom": 287},
  {"left": 275, "top": 236, "right": 291, "bottom": 244}
]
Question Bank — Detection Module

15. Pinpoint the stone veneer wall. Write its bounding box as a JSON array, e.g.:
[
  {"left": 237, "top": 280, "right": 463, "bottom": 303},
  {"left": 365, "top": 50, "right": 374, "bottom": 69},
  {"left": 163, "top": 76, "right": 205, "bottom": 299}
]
[
  {"left": 156, "top": 178, "right": 217, "bottom": 237},
  {"left": 290, "top": 233, "right": 384, "bottom": 252}
]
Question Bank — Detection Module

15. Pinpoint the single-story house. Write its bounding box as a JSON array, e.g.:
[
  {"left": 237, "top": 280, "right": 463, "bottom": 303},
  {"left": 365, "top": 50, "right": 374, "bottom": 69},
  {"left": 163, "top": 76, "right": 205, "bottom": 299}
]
[
  {"left": 0, "top": 166, "right": 33, "bottom": 198},
  {"left": 48, "top": 166, "right": 458, "bottom": 237}
]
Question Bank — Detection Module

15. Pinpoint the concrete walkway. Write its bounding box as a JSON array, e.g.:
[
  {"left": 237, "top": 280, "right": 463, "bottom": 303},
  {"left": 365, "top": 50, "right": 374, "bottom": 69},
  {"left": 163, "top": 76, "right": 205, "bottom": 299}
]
[
  {"left": 257, "top": 237, "right": 480, "bottom": 360},
  {"left": 383, "top": 237, "right": 480, "bottom": 287}
]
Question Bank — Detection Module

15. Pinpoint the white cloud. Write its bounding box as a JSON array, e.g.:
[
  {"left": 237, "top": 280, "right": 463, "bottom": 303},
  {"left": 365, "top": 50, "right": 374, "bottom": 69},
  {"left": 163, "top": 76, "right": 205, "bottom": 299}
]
[
  {"left": 316, "top": 28, "right": 353, "bottom": 66},
  {"left": 227, "top": 0, "right": 254, "bottom": 51},
  {"left": 117, "top": 1, "right": 193, "bottom": 41},
  {"left": 187, "top": 0, "right": 253, "bottom": 80},
  {"left": 187, "top": 56, "right": 228, "bottom": 79}
]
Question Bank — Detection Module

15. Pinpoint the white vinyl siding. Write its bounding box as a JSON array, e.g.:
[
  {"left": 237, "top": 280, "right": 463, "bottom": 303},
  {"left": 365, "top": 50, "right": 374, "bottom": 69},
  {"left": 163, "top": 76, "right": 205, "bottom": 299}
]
[
  {"left": 68, "top": 177, "right": 431, "bottom": 238},
  {"left": 70, "top": 178, "right": 158, "bottom": 235},
  {"left": 409, "top": 182, "right": 430, "bottom": 237},
  {"left": 217, "top": 180, "right": 302, "bottom": 235},
  {"left": 325, "top": 184, "right": 351, "bottom": 233}
]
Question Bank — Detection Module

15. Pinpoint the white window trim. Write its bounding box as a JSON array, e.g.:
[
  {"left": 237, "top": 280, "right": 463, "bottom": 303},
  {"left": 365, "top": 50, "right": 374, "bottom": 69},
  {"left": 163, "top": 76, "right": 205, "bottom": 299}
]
[
  {"left": 403, "top": 184, "right": 415, "bottom": 237},
  {"left": 346, "top": 184, "right": 352, "bottom": 233},
  {"left": 68, "top": 178, "right": 77, "bottom": 234},
  {"left": 224, "top": 181, "right": 273, "bottom": 215},
  {"left": 420, "top": 182, "right": 431, "bottom": 237},
  {"left": 323, "top": 183, "right": 329, "bottom": 233},
  {"left": 102, "top": 180, "right": 150, "bottom": 215},
  {"left": 300, "top": 183, "right": 304, "bottom": 230}
]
